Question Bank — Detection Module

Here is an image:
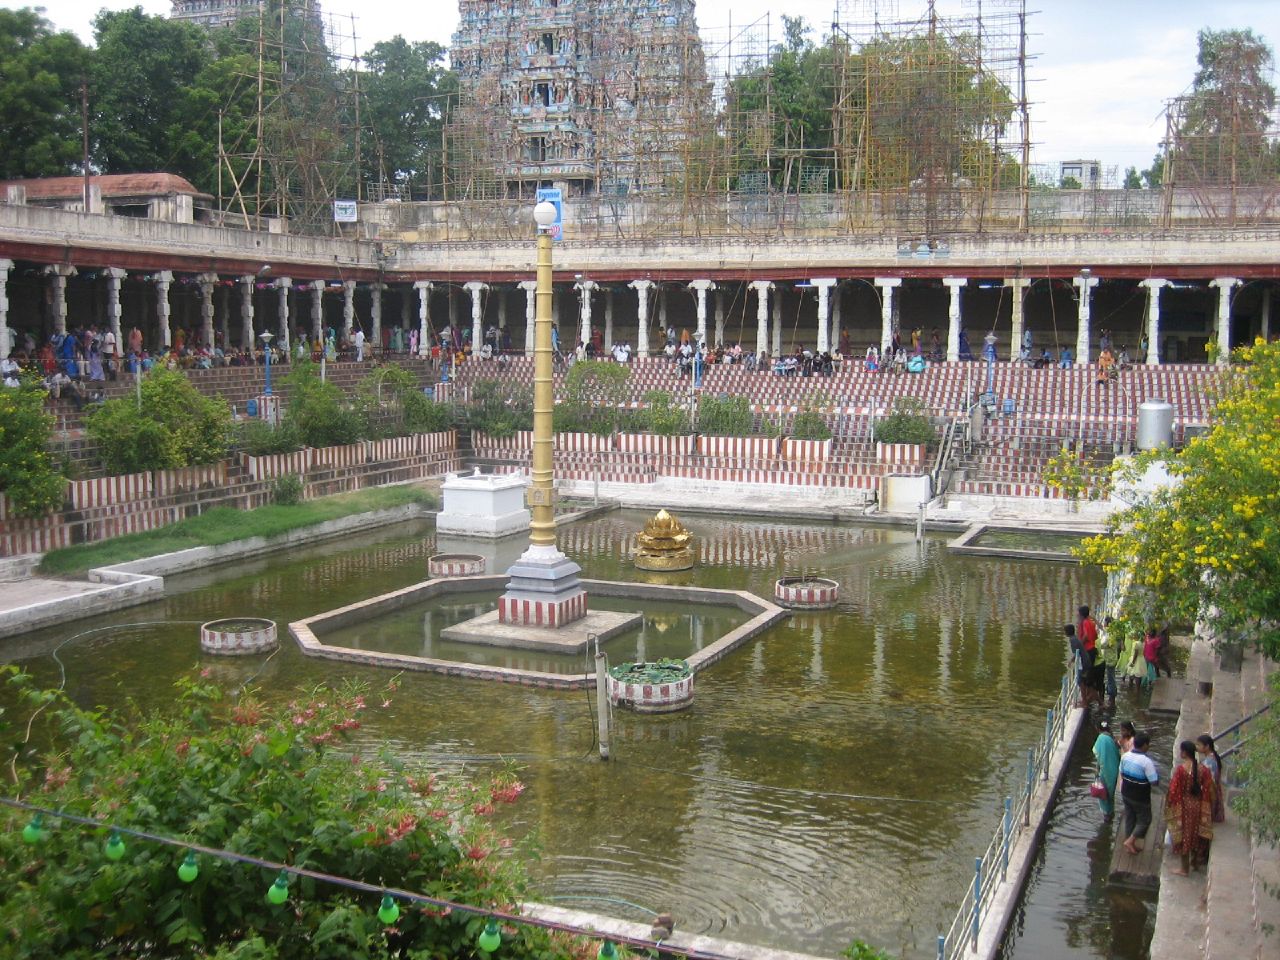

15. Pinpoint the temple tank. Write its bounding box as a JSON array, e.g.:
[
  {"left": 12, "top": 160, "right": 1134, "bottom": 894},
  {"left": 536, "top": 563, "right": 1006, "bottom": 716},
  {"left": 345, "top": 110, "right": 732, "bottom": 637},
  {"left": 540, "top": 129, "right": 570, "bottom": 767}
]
[{"left": 1136, "top": 399, "right": 1175, "bottom": 450}]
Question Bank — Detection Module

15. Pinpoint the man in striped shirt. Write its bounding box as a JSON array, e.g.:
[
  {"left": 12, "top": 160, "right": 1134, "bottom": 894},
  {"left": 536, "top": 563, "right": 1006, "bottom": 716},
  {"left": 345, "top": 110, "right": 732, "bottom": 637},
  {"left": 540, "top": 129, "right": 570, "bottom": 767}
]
[{"left": 1120, "top": 732, "right": 1160, "bottom": 854}]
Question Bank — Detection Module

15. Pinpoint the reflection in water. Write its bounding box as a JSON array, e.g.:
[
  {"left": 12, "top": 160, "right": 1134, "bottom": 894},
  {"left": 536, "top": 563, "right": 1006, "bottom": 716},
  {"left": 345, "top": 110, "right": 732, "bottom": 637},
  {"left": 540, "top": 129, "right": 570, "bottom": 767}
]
[{"left": 0, "top": 511, "right": 1130, "bottom": 959}]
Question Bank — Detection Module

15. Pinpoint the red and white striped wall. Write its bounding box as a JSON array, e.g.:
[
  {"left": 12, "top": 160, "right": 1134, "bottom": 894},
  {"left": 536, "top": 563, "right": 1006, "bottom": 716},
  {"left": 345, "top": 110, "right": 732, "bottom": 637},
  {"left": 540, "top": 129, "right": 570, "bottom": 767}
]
[
  {"left": 782, "top": 438, "right": 833, "bottom": 463},
  {"left": 497, "top": 591, "right": 588, "bottom": 627},
  {"left": 607, "top": 674, "right": 695, "bottom": 713},
  {"left": 68, "top": 472, "right": 153, "bottom": 510},
  {"left": 774, "top": 577, "right": 840, "bottom": 609},
  {"left": 242, "top": 449, "right": 313, "bottom": 481},
  {"left": 367, "top": 436, "right": 417, "bottom": 463},
  {"left": 312, "top": 442, "right": 365, "bottom": 470},
  {"left": 614, "top": 433, "right": 694, "bottom": 456},
  {"left": 698, "top": 436, "right": 779, "bottom": 460},
  {"left": 555, "top": 432, "right": 612, "bottom": 453},
  {"left": 153, "top": 463, "right": 228, "bottom": 497},
  {"left": 417, "top": 430, "right": 457, "bottom": 454},
  {"left": 876, "top": 442, "right": 927, "bottom": 466},
  {"left": 428, "top": 554, "right": 487, "bottom": 577}
]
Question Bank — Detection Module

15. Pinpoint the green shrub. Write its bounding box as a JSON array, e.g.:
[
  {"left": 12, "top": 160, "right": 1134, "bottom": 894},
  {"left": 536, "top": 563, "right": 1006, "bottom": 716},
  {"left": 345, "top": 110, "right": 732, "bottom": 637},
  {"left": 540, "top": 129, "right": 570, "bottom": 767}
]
[
  {"left": 283, "top": 359, "right": 366, "bottom": 448},
  {"left": 872, "top": 398, "right": 935, "bottom": 446},
  {"left": 562, "top": 360, "right": 630, "bottom": 434},
  {"left": 790, "top": 409, "right": 832, "bottom": 440},
  {"left": 637, "top": 390, "right": 691, "bottom": 436},
  {"left": 271, "top": 473, "right": 303, "bottom": 505},
  {"left": 86, "top": 368, "right": 232, "bottom": 473},
  {"left": 0, "top": 376, "right": 66, "bottom": 516},
  {"left": 697, "top": 394, "right": 756, "bottom": 436},
  {"left": 402, "top": 391, "right": 453, "bottom": 433},
  {"left": 467, "top": 379, "right": 532, "bottom": 438},
  {"left": 238, "top": 419, "right": 303, "bottom": 456},
  {"left": 841, "top": 941, "right": 896, "bottom": 960}
]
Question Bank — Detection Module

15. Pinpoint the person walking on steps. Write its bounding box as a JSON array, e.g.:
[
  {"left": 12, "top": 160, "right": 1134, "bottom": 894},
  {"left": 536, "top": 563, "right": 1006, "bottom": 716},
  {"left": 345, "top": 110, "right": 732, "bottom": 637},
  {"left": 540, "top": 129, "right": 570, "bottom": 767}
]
[{"left": 1120, "top": 732, "right": 1160, "bottom": 855}]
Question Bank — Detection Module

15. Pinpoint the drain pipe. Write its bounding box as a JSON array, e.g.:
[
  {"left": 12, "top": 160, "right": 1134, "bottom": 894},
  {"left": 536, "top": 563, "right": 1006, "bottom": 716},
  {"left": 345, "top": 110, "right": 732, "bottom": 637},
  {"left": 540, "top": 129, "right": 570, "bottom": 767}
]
[
  {"left": 593, "top": 635, "right": 610, "bottom": 761},
  {"left": 916, "top": 501, "right": 926, "bottom": 542}
]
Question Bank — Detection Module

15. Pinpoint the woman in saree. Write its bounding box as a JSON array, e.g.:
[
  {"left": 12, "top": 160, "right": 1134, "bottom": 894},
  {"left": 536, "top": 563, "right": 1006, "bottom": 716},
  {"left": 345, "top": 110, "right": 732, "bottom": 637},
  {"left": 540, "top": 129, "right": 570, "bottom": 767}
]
[
  {"left": 1166, "top": 739, "right": 1215, "bottom": 875},
  {"left": 1092, "top": 720, "right": 1121, "bottom": 818}
]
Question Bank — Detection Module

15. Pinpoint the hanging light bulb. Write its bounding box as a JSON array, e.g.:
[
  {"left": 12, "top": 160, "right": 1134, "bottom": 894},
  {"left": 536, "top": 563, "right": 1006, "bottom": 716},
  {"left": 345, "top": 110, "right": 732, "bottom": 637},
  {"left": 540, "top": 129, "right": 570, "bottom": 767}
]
[
  {"left": 21, "top": 815, "right": 45, "bottom": 844},
  {"left": 477, "top": 919, "right": 502, "bottom": 953},
  {"left": 597, "top": 940, "right": 619, "bottom": 960},
  {"left": 266, "top": 870, "right": 290, "bottom": 905},
  {"left": 377, "top": 894, "right": 400, "bottom": 925},
  {"left": 177, "top": 851, "right": 199, "bottom": 883},
  {"left": 104, "top": 830, "right": 126, "bottom": 861}
]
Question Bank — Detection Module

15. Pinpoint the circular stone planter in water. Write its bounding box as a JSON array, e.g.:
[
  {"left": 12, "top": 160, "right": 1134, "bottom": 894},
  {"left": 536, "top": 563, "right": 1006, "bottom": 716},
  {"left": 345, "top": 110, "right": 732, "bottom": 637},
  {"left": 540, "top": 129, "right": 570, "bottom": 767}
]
[
  {"left": 428, "top": 554, "right": 487, "bottom": 577},
  {"left": 607, "top": 659, "right": 694, "bottom": 713},
  {"left": 200, "top": 618, "right": 278, "bottom": 656},
  {"left": 774, "top": 577, "right": 840, "bottom": 610}
]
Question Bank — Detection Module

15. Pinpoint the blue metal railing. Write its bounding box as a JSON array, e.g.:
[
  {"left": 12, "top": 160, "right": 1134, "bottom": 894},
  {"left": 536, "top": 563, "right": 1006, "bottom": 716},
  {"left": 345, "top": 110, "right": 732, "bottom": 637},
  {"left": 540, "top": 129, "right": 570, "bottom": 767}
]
[{"left": 935, "top": 656, "right": 1081, "bottom": 960}]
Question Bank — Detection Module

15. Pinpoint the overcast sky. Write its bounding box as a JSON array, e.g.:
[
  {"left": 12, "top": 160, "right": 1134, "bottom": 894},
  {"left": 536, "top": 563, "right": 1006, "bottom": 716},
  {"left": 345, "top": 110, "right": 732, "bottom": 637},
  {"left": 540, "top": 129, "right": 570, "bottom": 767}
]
[{"left": 20, "top": 0, "right": 1280, "bottom": 172}]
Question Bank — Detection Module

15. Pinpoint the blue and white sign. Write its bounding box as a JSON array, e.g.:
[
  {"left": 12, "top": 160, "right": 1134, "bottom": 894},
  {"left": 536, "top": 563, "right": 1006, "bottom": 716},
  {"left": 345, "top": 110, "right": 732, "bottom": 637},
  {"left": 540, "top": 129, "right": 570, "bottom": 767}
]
[
  {"left": 535, "top": 187, "right": 563, "bottom": 241},
  {"left": 333, "top": 199, "right": 358, "bottom": 223}
]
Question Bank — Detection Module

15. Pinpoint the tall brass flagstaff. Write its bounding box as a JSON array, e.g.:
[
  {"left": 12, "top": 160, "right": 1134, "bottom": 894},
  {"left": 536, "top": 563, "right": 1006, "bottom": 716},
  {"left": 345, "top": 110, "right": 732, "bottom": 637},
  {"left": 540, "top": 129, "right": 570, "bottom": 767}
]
[{"left": 529, "top": 200, "right": 556, "bottom": 548}]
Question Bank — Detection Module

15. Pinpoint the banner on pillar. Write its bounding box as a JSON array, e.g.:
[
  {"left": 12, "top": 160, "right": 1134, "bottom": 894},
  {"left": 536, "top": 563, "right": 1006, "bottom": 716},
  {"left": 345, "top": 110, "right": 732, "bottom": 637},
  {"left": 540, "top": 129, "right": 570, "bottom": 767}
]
[
  {"left": 535, "top": 187, "right": 563, "bottom": 241},
  {"left": 333, "top": 200, "right": 358, "bottom": 223}
]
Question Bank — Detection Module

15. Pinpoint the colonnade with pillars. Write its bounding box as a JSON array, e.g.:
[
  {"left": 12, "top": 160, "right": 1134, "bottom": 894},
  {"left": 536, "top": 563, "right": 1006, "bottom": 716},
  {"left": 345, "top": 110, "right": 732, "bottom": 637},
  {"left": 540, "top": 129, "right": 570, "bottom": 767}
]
[{"left": 1, "top": 261, "right": 1271, "bottom": 368}]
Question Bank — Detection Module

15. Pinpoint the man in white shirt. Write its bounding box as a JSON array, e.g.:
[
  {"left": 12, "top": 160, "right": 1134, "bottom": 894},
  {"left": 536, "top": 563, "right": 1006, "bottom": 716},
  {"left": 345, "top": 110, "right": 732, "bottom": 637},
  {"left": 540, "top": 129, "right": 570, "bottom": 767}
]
[{"left": 354, "top": 326, "right": 366, "bottom": 362}]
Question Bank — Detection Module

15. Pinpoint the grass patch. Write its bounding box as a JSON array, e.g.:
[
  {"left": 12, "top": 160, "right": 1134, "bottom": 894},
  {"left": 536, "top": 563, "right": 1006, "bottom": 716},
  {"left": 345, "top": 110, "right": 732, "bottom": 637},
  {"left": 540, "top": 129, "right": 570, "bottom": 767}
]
[{"left": 38, "top": 485, "right": 437, "bottom": 576}]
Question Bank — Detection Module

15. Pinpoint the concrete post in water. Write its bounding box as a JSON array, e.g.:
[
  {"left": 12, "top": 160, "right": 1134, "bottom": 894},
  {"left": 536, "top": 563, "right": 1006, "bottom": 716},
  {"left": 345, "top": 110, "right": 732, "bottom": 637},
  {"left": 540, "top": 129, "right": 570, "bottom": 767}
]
[
  {"left": 874, "top": 277, "right": 901, "bottom": 356},
  {"left": 943, "top": 277, "right": 966, "bottom": 362},
  {"left": 198, "top": 273, "right": 218, "bottom": 351},
  {"left": 1139, "top": 278, "right": 1168, "bottom": 366},
  {"left": 1043, "top": 708, "right": 1053, "bottom": 779},
  {"left": 464, "top": 281, "right": 488, "bottom": 356},
  {"left": 749, "top": 280, "right": 773, "bottom": 356},
  {"left": 812, "top": 278, "right": 837, "bottom": 353},
  {"left": 1004, "top": 277, "right": 1030, "bottom": 359},
  {"left": 156, "top": 270, "right": 174, "bottom": 349},
  {"left": 46, "top": 264, "right": 76, "bottom": 337},
  {"left": 688, "top": 279, "right": 714, "bottom": 347},
  {"left": 1001, "top": 796, "right": 1012, "bottom": 881},
  {"left": 105, "top": 267, "right": 126, "bottom": 355},
  {"left": 1073, "top": 273, "right": 1099, "bottom": 365},
  {"left": 273, "top": 277, "right": 291, "bottom": 356},
  {"left": 520, "top": 280, "right": 538, "bottom": 354},
  {"left": 414, "top": 280, "right": 433, "bottom": 358},
  {"left": 342, "top": 280, "right": 356, "bottom": 341},
  {"left": 971, "top": 857, "right": 983, "bottom": 951},
  {"left": 594, "top": 644, "right": 610, "bottom": 761},
  {"left": 1210, "top": 277, "right": 1240, "bottom": 366},
  {"left": 630, "top": 279, "right": 653, "bottom": 357},
  {"left": 239, "top": 275, "right": 255, "bottom": 349},
  {"left": 1025, "top": 749, "right": 1035, "bottom": 825}
]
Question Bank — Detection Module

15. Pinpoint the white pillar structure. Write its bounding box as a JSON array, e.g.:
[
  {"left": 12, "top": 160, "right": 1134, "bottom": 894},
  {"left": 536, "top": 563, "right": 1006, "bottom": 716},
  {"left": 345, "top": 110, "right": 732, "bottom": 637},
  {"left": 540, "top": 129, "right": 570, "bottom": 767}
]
[
  {"left": 1261, "top": 287, "right": 1272, "bottom": 342},
  {"left": 239, "top": 275, "right": 255, "bottom": 349},
  {"left": 1139, "top": 278, "right": 1169, "bottom": 366},
  {"left": 1004, "top": 278, "right": 1031, "bottom": 358},
  {"left": 342, "top": 280, "right": 356, "bottom": 341},
  {"left": 273, "top": 277, "right": 291, "bottom": 355},
  {"left": 104, "top": 267, "right": 126, "bottom": 353},
  {"left": 45, "top": 264, "right": 75, "bottom": 337},
  {"left": 714, "top": 287, "right": 726, "bottom": 347},
  {"left": 370, "top": 282, "right": 384, "bottom": 353},
  {"left": 771, "top": 287, "right": 783, "bottom": 356},
  {"left": 463, "top": 280, "right": 488, "bottom": 354},
  {"left": 630, "top": 279, "right": 654, "bottom": 358},
  {"left": 309, "top": 279, "right": 325, "bottom": 347},
  {"left": 603, "top": 287, "right": 614, "bottom": 351},
  {"left": 414, "top": 280, "right": 433, "bottom": 357},
  {"left": 520, "top": 280, "right": 538, "bottom": 354},
  {"left": 1073, "top": 273, "right": 1099, "bottom": 365},
  {"left": 688, "top": 279, "right": 714, "bottom": 347},
  {"left": 574, "top": 278, "right": 596, "bottom": 348},
  {"left": 656, "top": 286, "right": 668, "bottom": 343},
  {"left": 811, "top": 278, "right": 837, "bottom": 353},
  {"left": 155, "top": 270, "right": 174, "bottom": 349},
  {"left": 942, "top": 277, "right": 966, "bottom": 362},
  {"left": 0, "top": 259, "right": 13, "bottom": 359},
  {"left": 831, "top": 282, "right": 843, "bottom": 353},
  {"left": 749, "top": 280, "right": 773, "bottom": 356},
  {"left": 1211, "top": 277, "right": 1240, "bottom": 366},
  {"left": 197, "top": 273, "right": 217, "bottom": 350},
  {"left": 497, "top": 287, "right": 508, "bottom": 333},
  {"left": 873, "top": 277, "right": 902, "bottom": 355}
]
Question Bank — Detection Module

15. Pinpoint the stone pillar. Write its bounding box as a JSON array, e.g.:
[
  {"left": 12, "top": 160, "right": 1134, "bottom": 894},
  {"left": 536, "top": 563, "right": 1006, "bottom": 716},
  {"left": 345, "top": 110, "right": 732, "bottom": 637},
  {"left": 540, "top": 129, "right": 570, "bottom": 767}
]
[
  {"left": 274, "top": 277, "right": 291, "bottom": 355},
  {"left": 811, "top": 278, "right": 837, "bottom": 353},
  {"left": 520, "top": 280, "right": 538, "bottom": 354},
  {"left": 370, "top": 282, "right": 384, "bottom": 353},
  {"left": 657, "top": 286, "right": 668, "bottom": 341},
  {"left": 630, "top": 279, "right": 653, "bottom": 358},
  {"left": 749, "top": 280, "right": 773, "bottom": 356},
  {"left": 873, "top": 277, "right": 902, "bottom": 355},
  {"left": 414, "top": 281, "right": 433, "bottom": 357},
  {"left": 603, "top": 287, "right": 614, "bottom": 350},
  {"left": 155, "top": 270, "right": 174, "bottom": 349},
  {"left": 1073, "top": 273, "right": 1099, "bottom": 365},
  {"left": 104, "top": 267, "right": 126, "bottom": 354},
  {"left": 1004, "top": 278, "right": 1031, "bottom": 358},
  {"left": 309, "top": 279, "right": 325, "bottom": 347},
  {"left": 574, "top": 278, "right": 596, "bottom": 348},
  {"left": 0, "top": 259, "right": 12, "bottom": 359},
  {"left": 342, "top": 280, "right": 356, "bottom": 341},
  {"left": 688, "top": 279, "right": 714, "bottom": 347},
  {"left": 463, "top": 281, "right": 488, "bottom": 354},
  {"left": 831, "top": 283, "right": 843, "bottom": 353},
  {"left": 771, "top": 288, "right": 782, "bottom": 356},
  {"left": 197, "top": 273, "right": 217, "bottom": 350},
  {"left": 239, "top": 275, "right": 255, "bottom": 349},
  {"left": 45, "top": 264, "right": 76, "bottom": 337},
  {"left": 216, "top": 284, "right": 230, "bottom": 350},
  {"left": 943, "top": 277, "right": 966, "bottom": 362},
  {"left": 1262, "top": 287, "right": 1272, "bottom": 341},
  {"left": 1139, "top": 279, "right": 1169, "bottom": 366},
  {"left": 1210, "top": 277, "right": 1240, "bottom": 366},
  {"left": 714, "top": 287, "right": 726, "bottom": 347}
]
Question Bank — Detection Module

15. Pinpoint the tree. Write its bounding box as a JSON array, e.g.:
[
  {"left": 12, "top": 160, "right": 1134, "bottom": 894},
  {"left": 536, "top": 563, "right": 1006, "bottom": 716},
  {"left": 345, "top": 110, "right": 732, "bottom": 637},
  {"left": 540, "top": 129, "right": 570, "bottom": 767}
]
[
  {"left": 0, "top": 376, "right": 66, "bottom": 516},
  {"left": 1141, "top": 149, "right": 1166, "bottom": 188},
  {"left": 360, "top": 37, "right": 457, "bottom": 199},
  {"left": 1123, "top": 166, "right": 1143, "bottom": 190},
  {"left": 86, "top": 368, "right": 233, "bottom": 473},
  {"left": 0, "top": 8, "right": 90, "bottom": 179},
  {"left": 283, "top": 359, "right": 365, "bottom": 448},
  {"left": 90, "top": 8, "right": 212, "bottom": 181},
  {"left": 1078, "top": 338, "right": 1280, "bottom": 658},
  {"left": 1059, "top": 175, "right": 1082, "bottom": 190},
  {"left": 0, "top": 670, "right": 572, "bottom": 959}
]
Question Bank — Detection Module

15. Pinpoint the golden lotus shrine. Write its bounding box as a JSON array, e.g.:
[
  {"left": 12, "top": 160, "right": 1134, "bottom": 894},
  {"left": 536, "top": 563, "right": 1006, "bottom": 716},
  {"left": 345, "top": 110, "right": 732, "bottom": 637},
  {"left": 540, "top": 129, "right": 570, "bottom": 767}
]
[{"left": 634, "top": 510, "right": 696, "bottom": 571}]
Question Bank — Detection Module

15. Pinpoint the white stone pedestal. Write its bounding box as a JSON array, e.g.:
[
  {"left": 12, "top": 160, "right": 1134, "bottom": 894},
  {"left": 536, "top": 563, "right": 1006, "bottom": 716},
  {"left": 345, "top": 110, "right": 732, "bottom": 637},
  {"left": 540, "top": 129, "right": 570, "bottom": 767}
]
[{"left": 436, "top": 470, "right": 531, "bottom": 539}]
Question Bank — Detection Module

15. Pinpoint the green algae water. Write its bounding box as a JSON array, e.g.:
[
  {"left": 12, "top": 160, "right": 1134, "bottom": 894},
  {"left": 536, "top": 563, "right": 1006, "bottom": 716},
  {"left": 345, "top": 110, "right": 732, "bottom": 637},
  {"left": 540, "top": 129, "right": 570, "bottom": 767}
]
[{"left": 3, "top": 511, "right": 1126, "bottom": 959}]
